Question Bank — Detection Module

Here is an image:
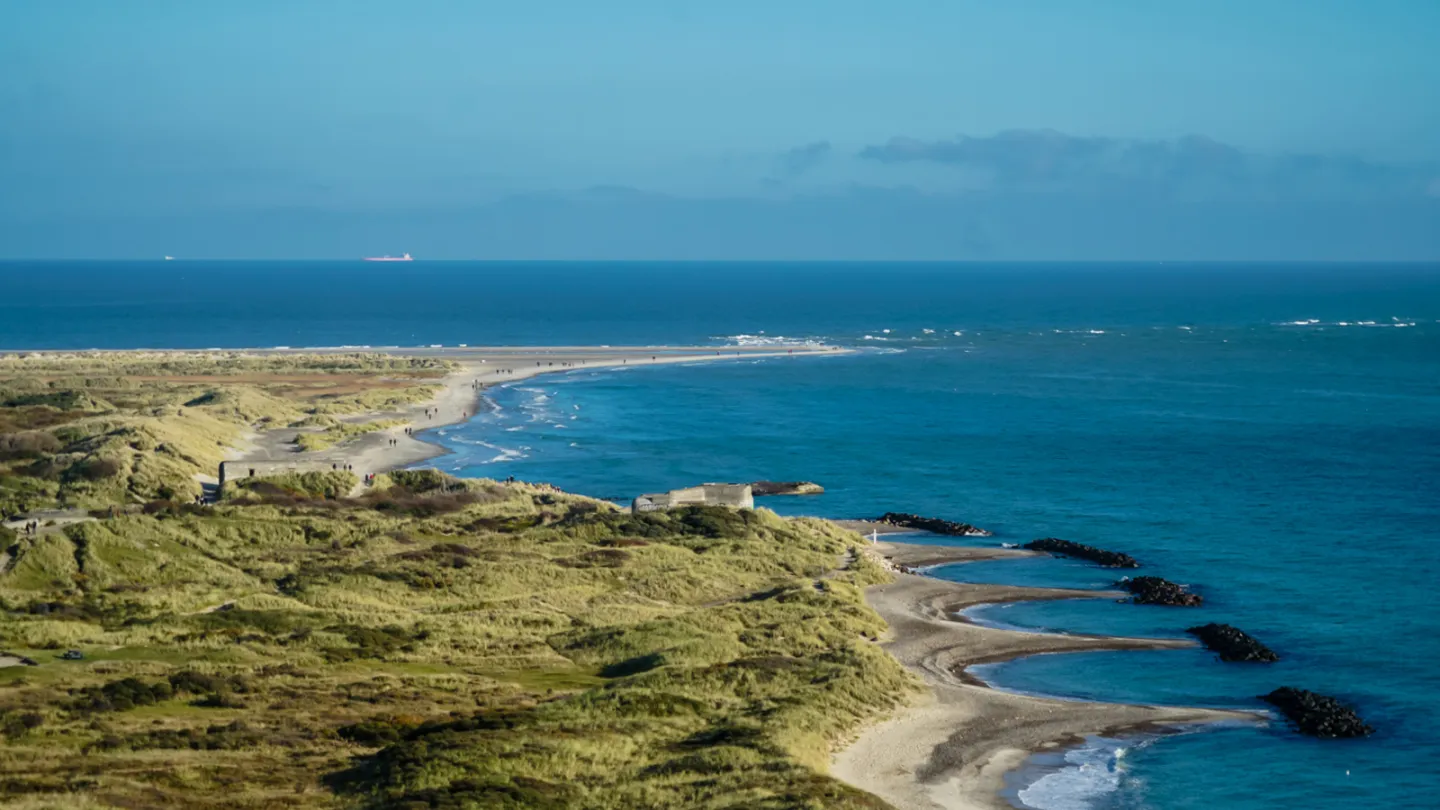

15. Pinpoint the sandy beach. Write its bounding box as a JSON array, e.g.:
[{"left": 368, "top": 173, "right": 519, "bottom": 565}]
[
  {"left": 831, "top": 540, "right": 1259, "bottom": 810},
  {"left": 219, "top": 345, "right": 1260, "bottom": 809},
  {"left": 233, "top": 345, "right": 844, "bottom": 491}
]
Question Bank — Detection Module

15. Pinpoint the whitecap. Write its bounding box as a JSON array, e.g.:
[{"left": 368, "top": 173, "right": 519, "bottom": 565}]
[
  {"left": 1015, "top": 738, "right": 1135, "bottom": 810},
  {"left": 712, "top": 334, "right": 824, "bottom": 347}
]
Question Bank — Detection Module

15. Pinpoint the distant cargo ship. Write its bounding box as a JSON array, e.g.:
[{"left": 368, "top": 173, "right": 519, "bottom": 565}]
[{"left": 363, "top": 253, "right": 413, "bottom": 262}]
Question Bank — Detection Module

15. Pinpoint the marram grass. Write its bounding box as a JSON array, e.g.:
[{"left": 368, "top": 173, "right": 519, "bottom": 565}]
[
  {"left": 0, "top": 481, "right": 915, "bottom": 809},
  {"left": 0, "top": 354, "right": 917, "bottom": 808}
]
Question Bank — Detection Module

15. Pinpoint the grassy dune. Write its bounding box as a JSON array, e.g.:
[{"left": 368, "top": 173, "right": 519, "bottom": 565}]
[
  {"left": 295, "top": 420, "right": 406, "bottom": 452},
  {"left": 0, "top": 471, "right": 914, "bottom": 809},
  {"left": 0, "top": 353, "right": 447, "bottom": 514}
]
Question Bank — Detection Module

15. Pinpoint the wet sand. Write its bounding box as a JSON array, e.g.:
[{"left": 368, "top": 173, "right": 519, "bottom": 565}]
[{"left": 831, "top": 540, "right": 1259, "bottom": 810}]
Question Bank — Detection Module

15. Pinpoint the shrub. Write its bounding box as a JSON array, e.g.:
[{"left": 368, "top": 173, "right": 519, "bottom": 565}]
[
  {"left": 0, "top": 431, "right": 63, "bottom": 460},
  {"left": 386, "top": 469, "right": 456, "bottom": 493},
  {"left": 168, "top": 670, "right": 253, "bottom": 696},
  {"left": 67, "top": 456, "right": 123, "bottom": 482},
  {"left": 326, "top": 624, "right": 428, "bottom": 661},
  {"left": 337, "top": 715, "right": 427, "bottom": 747},
  {"left": 68, "top": 677, "right": 172, "bottom": 714},
  {"left": 88, "top": 720, "right": 276, "bottom": 752},
  {"left": 0, "top": 710, "right": 44, "bottom": 739}
]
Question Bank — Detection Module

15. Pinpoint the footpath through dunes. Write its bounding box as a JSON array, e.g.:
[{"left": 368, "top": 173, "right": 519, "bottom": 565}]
[{"left": 832, "top": 541, "right": 1258, "bottom": 810}]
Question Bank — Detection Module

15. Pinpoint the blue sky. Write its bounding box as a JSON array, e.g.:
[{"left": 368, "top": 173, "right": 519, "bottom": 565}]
[{"left": 2, "top": 1, "right": 1438, "bottom": 258}]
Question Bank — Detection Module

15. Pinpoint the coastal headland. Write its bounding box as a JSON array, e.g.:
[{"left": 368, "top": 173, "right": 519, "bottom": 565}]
[{"left": 0, "top": 345, "right": 1261, "bottom": 810}]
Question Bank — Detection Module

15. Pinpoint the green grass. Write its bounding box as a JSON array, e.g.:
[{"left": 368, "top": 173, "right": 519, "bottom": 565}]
[
  {"left": 0, "top": 352, "right": 449, "bottom": 514},
  {"left": 0, "top": 475, "right": 915, "bottom": 809},
  {"left": 294, "top": 420, "right": 404, "bottom": 452},
  {"left": 0, "top": 357, "right": 916, "bottom": 809}
]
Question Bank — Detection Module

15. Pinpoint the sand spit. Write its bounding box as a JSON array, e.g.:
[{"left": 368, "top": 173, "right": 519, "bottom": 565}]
[
  {"left": 832, "top": 540, "right": 1258, "bottom": 810},
  {"left": 233, "top": 345, "right": 845, "bottom": 490}
]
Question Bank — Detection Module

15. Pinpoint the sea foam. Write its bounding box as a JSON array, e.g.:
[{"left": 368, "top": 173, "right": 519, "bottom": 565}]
[{"left": 1014, "top": 736, "right": 1139, "bottom": 810}]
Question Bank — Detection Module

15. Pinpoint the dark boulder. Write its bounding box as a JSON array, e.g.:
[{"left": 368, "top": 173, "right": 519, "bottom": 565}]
[
  {"left": 874, "top": 512, "right": 992, "bottom": 537},
  {"left": 1117, "top": 576, "right": 1203, "bottom": 606},
  {"left": 1024, "top": 538, "right": 1139, "bottom": 568},
  {"left": 1187, "top": 623, "right": 1278, "bottom": 663},
  {"left": 1261, "top": 687, "right": 1374, "bottom": 738},
  {"left": 751, "top": 481, "right": 825, "bottom": 496}
]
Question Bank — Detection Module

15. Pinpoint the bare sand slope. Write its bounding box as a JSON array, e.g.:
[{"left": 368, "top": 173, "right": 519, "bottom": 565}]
[{"left": 833, "top": 542, "right": 1258, "bottom": 810}]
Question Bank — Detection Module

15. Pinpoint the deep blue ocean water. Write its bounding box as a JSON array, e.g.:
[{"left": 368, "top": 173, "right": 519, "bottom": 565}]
[{"left": 3, "top": 261, "right": 1438, "bottom": 809}]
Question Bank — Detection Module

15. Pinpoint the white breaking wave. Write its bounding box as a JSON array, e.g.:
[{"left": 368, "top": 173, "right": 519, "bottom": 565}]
[
  {"left": 473, "top": 440, "right": 524, "bottom": 464},
  {"left": 713, "top": 334, "right": 824, "bottom": 347},
  {"left": 1276, "top": 318, "right": 1417, "bottom": 328},
  {"left": 1015, "top": 737, "right": 1139, "bottom": 810}
]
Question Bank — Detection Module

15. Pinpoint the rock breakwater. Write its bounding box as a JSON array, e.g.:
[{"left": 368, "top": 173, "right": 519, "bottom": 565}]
[
  {"left": 1117, "top": 576, "right": 1203, "bottom": 606},
  {"left": 1023, "top": 538, "right": 1139, "bottom": 568},
  {"left": 1187, "top": 623, "right": 1279, "bottom": 663},
  {"left": 1261, "top": 687, "right": 1374, "bottom": 738},
  {"left": 874, "top": 512, "right": 992, "bottom": 537}
]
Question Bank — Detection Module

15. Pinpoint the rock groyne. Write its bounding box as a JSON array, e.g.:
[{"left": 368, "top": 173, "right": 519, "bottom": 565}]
[
  {"left": 1117, "top": 576, "right": 1203, "bottom": 606},
  {"left": 1187, "top": 623, "right": 1279, "bottom": 663},
  {"left": 1261, "top": 687, "right": 1374, "bottom": 738},
  {"left": 874, "top": 512, "right": 992, "bottom": 537},
  {"left": 1023, "top": 538, "right": 1139, "bottom": 568}
]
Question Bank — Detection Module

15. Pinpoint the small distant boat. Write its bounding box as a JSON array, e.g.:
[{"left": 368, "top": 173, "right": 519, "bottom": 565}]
[
  {"left": 164, "top": 255, "right": 174, "bottom": 261},
  {"left": 363, "top": 253, "right": 413, "bottom": 262}
]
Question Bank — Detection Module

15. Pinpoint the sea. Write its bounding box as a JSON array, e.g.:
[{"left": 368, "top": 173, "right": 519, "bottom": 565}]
[{"left": 2, "top": 260, "right": 1438, "bottom": 809}]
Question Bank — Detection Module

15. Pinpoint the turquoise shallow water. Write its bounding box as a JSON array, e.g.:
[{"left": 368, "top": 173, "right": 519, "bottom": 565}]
[{"left": 3, "top": 261, "right": 1438, "bottom": 808}]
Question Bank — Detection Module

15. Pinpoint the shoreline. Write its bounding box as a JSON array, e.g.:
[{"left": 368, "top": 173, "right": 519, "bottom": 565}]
[
  {"left": 230, "top": 345, "right": 847, "bottom": 488},
  {"left": 211, "top": 346, "right": 1258, "bottom": 809},
  {"left": 830, "top": 540, "right": 1260, "bottom": 810}
]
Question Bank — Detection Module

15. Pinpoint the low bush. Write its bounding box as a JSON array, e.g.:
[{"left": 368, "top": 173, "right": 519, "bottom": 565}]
[
  {"left": 0, "top": 710, "right": 43, "bottom": 739},
  {"left": 67, "top": 456, "right": 123, "bottom": 482},
  {"left": 68, "top": 677, "right": 172, "bottom": 714},
  {"left": 0, "top": 431, "right": 62, "bottom": 461}
]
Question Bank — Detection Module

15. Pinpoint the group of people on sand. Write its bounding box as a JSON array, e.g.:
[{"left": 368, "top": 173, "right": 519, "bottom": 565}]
[
  {"left": 330, "top": 463, "right": 354, "bottom": 472},
  {"left": 473, "top": 373, "right": 513, "bottom": 389},
  {"left": 363, "top": 473, "right": 378, "bottom": 486},
  {"left": 13, "top": 519, "right": 42, "bottom": 536}
]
